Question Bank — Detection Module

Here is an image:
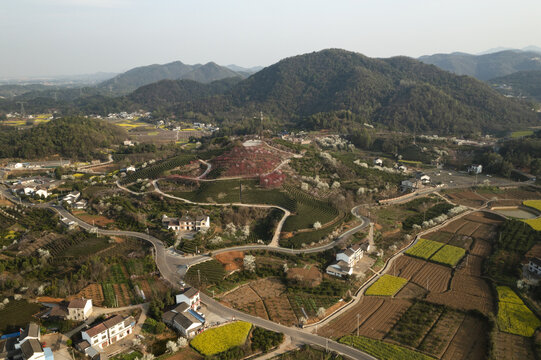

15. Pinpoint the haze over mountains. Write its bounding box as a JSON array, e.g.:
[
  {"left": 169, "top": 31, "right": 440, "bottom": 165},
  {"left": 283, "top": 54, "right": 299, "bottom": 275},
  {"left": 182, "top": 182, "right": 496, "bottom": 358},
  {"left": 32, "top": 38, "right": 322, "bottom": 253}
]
[{"left": 419, "top": 49, "right": 541, "bottom": 80}]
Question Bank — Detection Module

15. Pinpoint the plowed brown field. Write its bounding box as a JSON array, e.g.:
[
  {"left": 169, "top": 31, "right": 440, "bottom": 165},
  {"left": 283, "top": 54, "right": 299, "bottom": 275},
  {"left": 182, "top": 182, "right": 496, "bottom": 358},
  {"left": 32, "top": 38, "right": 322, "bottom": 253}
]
[
  {"left": 357, "top": 299, "right": 411, "bottom": 340},
  {"left": 411, "top": 262, "right": 452, "bottom": 293},
  {"left": 441, "top": 315, "right": 488, "bottom": 360},
  {"left": 319, "top": 297, "right": 384, "bottom": 338},
  {"left": 493, "top": 331, "right": 535, "bottom": 360}
]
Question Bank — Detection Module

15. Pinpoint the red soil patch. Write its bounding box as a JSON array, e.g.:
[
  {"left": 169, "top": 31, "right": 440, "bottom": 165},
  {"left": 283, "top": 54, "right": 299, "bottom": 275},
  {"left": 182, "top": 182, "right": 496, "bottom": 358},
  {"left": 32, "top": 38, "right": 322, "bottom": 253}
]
[
  {"left": 211, "top": 145, "right": 283, "bottom": 177},
  {"left": 215, "top": 251, "right": 245, "bottom": 272}
]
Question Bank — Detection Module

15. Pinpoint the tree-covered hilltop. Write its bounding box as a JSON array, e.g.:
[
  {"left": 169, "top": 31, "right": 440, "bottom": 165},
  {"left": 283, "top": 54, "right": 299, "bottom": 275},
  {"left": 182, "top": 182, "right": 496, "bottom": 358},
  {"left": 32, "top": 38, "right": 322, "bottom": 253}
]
[
  {"left": 220, "top": 49, "right": 538, "bottom": 135},
  {"left": 0, "top": 117, "right": 126, "bottom": 160},
  {"left": 489, "top": 70, "right": 541, "bottom": 101},
  {"left": 128, "top": 77, "right": 242, "bottom": 110}
]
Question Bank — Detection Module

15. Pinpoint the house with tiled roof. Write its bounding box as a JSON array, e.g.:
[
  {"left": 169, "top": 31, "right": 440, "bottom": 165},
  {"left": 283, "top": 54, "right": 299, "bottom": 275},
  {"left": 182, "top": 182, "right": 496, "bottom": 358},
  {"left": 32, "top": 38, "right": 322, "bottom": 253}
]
[
  {"left": 67, "top": 299, "right": 92, "bottom": 321},
  {"left": 0, "top": 323, "right": 52, "bottom": 360},
  {"left": 162, "top": 303, "right": 204, "bottom": 337},
  {"left": 81, "top": 315, "right": 135, "bottom": 349},
  {"left": 175, "top": 287, "right": 201, "bottom": 310}
]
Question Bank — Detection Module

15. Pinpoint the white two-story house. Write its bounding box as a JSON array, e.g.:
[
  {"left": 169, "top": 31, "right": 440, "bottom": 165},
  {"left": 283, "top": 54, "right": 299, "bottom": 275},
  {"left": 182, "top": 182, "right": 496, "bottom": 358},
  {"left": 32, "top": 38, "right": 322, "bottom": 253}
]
[
  {"left": 175, "top": 287, "right": 201, "bottom": 310},
  {"left": 67, "top": 299, "right": 92, "bottom": 321},
  {"left": 81, "top": 315, "right": 135, "bottom": 349}
]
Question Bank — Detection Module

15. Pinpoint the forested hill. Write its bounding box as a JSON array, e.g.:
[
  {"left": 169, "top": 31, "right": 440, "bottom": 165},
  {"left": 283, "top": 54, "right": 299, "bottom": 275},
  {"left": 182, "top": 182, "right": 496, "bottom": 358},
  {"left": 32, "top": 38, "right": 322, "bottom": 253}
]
[
  {"left": 98, "top": 60, "right": 244, "bottom": 94},
  {"left": 128, "top": 77, "right": 242, "bottom": 110},
  {"left": 489, "top": 70, "right": 541, "bottom": 101},
  {"left": 418, "top": 50, "right": 541, "bottom": 80},
  {"left": 220, "top": 49, "right": 538, "bottom": 134},
  {"left": 0, "top": 117, "right": 126, "bottom": 160}
]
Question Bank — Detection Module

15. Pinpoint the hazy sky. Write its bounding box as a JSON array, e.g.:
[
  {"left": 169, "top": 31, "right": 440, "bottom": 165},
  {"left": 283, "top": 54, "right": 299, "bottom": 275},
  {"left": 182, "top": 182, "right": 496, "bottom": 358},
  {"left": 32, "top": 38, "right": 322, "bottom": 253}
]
[{"left": 1, "top": 0, "right": 540, "bottom": 78}]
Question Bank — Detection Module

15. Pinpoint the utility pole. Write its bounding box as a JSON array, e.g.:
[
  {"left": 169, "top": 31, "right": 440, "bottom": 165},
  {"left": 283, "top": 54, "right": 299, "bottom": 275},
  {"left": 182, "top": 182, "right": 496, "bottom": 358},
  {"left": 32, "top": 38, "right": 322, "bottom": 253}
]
[
  {"left": 198, "top": 269, "right": 201, "bottom": 287},
  {"left": 357, "top": 313, "right": 360, "bottom": 336},
  {"left": 17, "top": 102, "right": 26, "bottom": 118}
]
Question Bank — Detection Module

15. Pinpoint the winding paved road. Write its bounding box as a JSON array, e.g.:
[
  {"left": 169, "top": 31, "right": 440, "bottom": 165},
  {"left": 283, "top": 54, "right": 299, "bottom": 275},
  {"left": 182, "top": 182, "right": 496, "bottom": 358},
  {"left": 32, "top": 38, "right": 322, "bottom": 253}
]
[{"left": 0, "top": 185, "right": 373, "bottom": 359}]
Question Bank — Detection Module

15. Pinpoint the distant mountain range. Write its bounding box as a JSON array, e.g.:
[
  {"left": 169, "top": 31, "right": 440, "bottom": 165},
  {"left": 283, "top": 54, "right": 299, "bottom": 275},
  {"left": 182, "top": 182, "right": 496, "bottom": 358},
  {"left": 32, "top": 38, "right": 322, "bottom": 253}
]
[
  {"left": 419, "top": 49, "right": 541, "bottom": 80},
  {"left": 1, "top": 49, "right": 538, "bottom": 135},
  {"left": 477, "top": 46, "right": 541, "bottom": 55},
  {"left": 98, "top": 61, "right": 250, "bottom": 94}
]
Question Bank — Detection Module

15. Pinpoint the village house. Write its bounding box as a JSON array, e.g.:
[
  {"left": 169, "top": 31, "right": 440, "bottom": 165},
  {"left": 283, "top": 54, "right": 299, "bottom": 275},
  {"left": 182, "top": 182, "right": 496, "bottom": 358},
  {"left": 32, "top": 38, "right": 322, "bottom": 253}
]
[
  {"left": 374, "top": 158, "right": 383, "bottom": 166},
  {"left": 175, "top": 287, "right": 201, "bottom": 310},
  {"left": 67, "top": 299, "right": 93, "bottom": 321},
  {"left": 162, "top": 215, "right": 210, "bottom": 233},
  {"left": 0, "top": 323, "right": 53, "bottom": 360},
  {"left": 80, "top": 315, "right": 135, "bottom": 350},
  {"left": 62, "top": 191, "right": 80, "bottom": 206},
  {"left": 528, "top": 258, "right": 541, "bottom": 276},
  {"left": 468, "top": 164, "right": 483, "bottom": 174},
  {"left": 162, "top": 303, "right": 204, "bottom": 338},
  {"left": 401, "top": 179, "right": 417, "bottom": 192},
  {"left": 326, "top": 243, "right": 370, "bottom": 278}
]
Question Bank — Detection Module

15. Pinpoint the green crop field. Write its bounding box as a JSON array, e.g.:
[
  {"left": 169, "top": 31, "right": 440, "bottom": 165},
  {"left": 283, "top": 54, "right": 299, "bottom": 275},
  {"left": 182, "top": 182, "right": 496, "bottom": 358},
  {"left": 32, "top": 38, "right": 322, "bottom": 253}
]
[
  {"left": 524, "top": 217, "right": 541, "bottom": 231},
  {"left": 429, "top": 244, "right": 466, "bottom": 267},
  {"left": 288, "top": 294, "right": 337, "bottom": 319},
  {"left": 0, "top": 300, "right": 43, "bottom": 334},
  {"left": 190, "top": 321, "right": 252, "bottom": 356},
  {"left": 365, "top": 274, "right": 408, "bottom": 296},
  {"left": 405, "top": 238, "right": 444, "bottom": 260},
  {"left": 511, "top": 130, "right": 534, "bottom": 138},
  {"left": 185, "top": 260, "right": 226, "bottom": 288},
  {"left": 496, "top": 286, "right": 541, "bottom": 337},
  {"left": 339, "top": 335, "right": 435, "bottom": 360},
  {"left": 523, "top": 200, "right": 541, "bottom": 212}
]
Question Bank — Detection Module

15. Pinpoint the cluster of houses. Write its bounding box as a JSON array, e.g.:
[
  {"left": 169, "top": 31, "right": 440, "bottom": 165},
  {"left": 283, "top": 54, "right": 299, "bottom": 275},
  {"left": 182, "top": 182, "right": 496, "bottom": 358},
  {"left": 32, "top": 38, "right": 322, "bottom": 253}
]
[
  {"left": 0, "top": 323, "right": 53, "bottom": 360},
  {"left": 373, "top": 158, "right": 408, "bottom": 173},
  {"left": 326, "top": 242, "right": 370, "bottom": 278},
  {"left": 401, "top": 172, "right": 431, "bottom": 192},
  {"left": 162, "top": 214, "right": 210, "bottom": 233},
  {"left": 162, "top": 288, "right": 205, "bottom": 337},
  {"left": 6, "top": 161, "right": 70, "bottom": 171},
  {"left": 62, "top": 191, "right": 87, "bottom": 210},
  {"left": 10, "top": 178, "right": 64, "bottom": 199}
]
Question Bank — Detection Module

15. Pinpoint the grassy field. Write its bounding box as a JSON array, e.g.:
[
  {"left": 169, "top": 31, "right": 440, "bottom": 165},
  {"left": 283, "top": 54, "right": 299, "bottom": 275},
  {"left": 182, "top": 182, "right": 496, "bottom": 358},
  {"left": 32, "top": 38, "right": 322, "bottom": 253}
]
[
  {"left": 190, "top": 321, "right": 252, "bottom": 356},
  {"left": 0, "top": 300, "right": 43, "bottom": 334},
  {"left": 365, "top": 274, "right": 408, "bottom": 296},
  {"left": 339, "top": 335, "right": 435, "bottom": 360},
  {"left": 429, "top": 244, "right": 466, "bottom": 267},
  {"left": 511, "top": 130, "right": 534, "bottom": 138},
  {"left": 405, "top": 238, "right": 444, "bottom": 260},
  {"left": 497, "top": 286, "right": 541, "bottom": 337}
]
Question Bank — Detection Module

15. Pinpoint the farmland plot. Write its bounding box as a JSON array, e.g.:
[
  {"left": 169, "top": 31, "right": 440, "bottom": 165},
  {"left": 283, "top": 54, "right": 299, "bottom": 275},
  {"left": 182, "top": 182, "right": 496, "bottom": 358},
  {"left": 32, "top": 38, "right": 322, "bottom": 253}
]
[
  {"left": 456, "top": 222, "right": 480, "bottom": 236},
  {"left": 418, "top": 309, "right": 465, "bottom": 358},
  {"left": 357, "top": 299, "right": 412, "bottom": 339},
  {"left": 430, "top": 245, "right": 466, "bottom": 267},
  {"left": 265, "top": 296, "right": 298, "bottom": 326},
  {"left": 493, "top": 332, "right": 535, "bottom": 360},
  {"left": 391, "top": 256, "right": 427, "bottom": 280},
  {"left": 405, "top": 238, "right": 444, "bottom": 260},
  {"left": 451, "top": 274, "right": 491, "bottom": 298},
  {"left": 441, "top": 315, "right": 488, "bottom": 360},
  {"left": 365, "top": 275, "right": 408, "bottom": 296},
  {"left": 76, "top": 283, "right": 105, "bottom": 306},
  {"left": 426, "top": 291, "right": 493, "bottom": 314},
  {"left": 446, "top": 235, "right": 473, "bottom": 250},
  {"left": 411, "top": 263, "right": 452, "bottom": 293},
  {"left": 470, "top": 239, "right": 492, "bottom": 257},
  {"left": 319, "top": 297, "right": 384, "bottom": 338},
  {"left": 471, "top": 223, "right": 497, "bottom": 241},
  {"left": 464, "top": 212, "right": 504, "bottom": 225},
  {"left": 456, "top": 255, "right": 483, "bottom": 276},
  {"left": 440, "top": 219, "right": 468, "bottom": 234},
  {"left": 423, "top": 231, "right": 454, "bottom": 244}
]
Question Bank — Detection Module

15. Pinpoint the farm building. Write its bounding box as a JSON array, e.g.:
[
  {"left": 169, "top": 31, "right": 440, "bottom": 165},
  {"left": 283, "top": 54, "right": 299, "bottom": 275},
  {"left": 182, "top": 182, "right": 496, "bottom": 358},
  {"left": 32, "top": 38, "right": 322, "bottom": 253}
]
[
  {"left": 468, "top": 164, "right": 483, "bottom": 174},
  {"left": 67, "top": 299, "right": 93, "bottom": 321},
  {"left": 175, "top": 287, "right": 201, "bottom": 309},
  {"left": 0, "top": 323, "right": 53, "bottom": 360},
  {"left": 162, "top": 303, "right": 204, "bottom": 338},
  {"left": 326, "top": 261, "right": 353, "bottom": 278},
  {"left": 80, "top": 315, "right": 135, "bottom": 350}
]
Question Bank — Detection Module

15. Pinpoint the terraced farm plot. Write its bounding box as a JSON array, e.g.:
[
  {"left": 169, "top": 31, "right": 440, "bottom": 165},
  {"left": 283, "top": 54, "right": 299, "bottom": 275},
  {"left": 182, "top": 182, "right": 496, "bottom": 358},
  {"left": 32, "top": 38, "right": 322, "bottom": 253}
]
[
  {"left": 411, "top": 262, "right": 452, "bottom": 293},
  {"left": 339, "top": 335, "right": 435, "bottom": 360},
  {"left": 391, "top": 256, "right": 426, "bottom": 280},
  {"left": 440, "top": 219, "right": 468, "bottom": 233},
  {"left": 423, "top": 231, "right": 454, "bottom": 243},
  {"left": 418, "top": 309, "right": 465, "bottom": 358},
  {"left": 493, "top": 332, "right": 535, "bottom": 360},
  {"left": 395, "top": 282, "right": 426, "bottom": 299},
  {"left": 221, "top": 285, "right": 268, "bottom": 319},
  {"left": 264, "top": 296, "right": 298, "bottom": 326},
  {"left": 426, "top": 291, "right": 493, "bottom": 314},
  {"left": 319, "top": 297, "right": 384, "bottom": 338},
  {"left": 524, "top": 217, "right": 541, "bottom": 231},
  {"left": 76, "top": 283, "right": 105, "bottom": 306},
  {"left": 357, "top": 299, "right": 412, "bottom": 339},
  {"left": 365, "top": 275, "right": 408, "bottom": 296},
  {"left": 523, "top": 200, "right": 541, "bottom": 211},
  {"left": 496, "top": 286, "right": 541, "bottom": 337},
  {"left": 456, "top": 254, "right": 483, "bottom": 276},
  {"left": 185, "top": 260, "right": 226, "bottom": 288},
  {"left": 446, "top": 235, "right": 473, "bottom": 250},
  {"left": 470, "top": 239, "right": 492, "bottom": 257},
  {"left": 464, "top": 211, "right": 504, "bottom": 225},
  {"left": 430, "top": 245, "right": 466, "bottom": 267},
  {"left": 456, "top": 221, "right": 480, "bottom": 236},
  {"left": 405, "top": 238, "right": 444, "bottom": 260},
  {"left": 386, "top": 301, "right": 444, "bottom": 348},
  {"left": 451, "top": 274, "right": 491, "bottom": 298},
  {"left": 471, "top": 223, "right": 497, "bottom": 240},
  {"left": 441, "top": 315, "right": 489, "bottom": 360},
  {"left": 288, "top": 294, "right": 337, "bottom": 320}
]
